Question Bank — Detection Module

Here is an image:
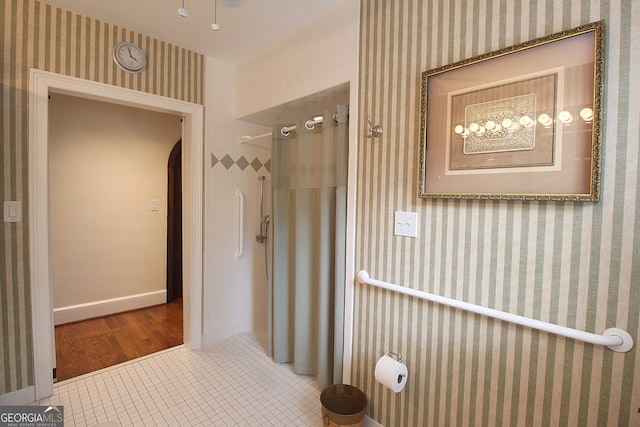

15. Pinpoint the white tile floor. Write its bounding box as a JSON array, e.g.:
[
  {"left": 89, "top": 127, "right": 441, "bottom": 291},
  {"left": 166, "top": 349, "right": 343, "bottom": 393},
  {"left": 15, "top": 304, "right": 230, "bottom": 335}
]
[{"left": 32, "top": 330, "right": 322, "bottom": 426}]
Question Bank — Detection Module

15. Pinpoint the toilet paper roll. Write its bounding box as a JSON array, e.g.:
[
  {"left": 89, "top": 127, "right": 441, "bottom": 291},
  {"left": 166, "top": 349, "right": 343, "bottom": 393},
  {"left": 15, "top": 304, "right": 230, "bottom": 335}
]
[{"left": 374, "top": 354, "right": 408, "bottom": 393}]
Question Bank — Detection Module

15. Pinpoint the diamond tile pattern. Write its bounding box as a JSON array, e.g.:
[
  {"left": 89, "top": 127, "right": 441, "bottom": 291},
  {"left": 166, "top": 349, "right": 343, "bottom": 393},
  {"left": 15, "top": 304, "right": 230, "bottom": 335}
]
[
  {"left": 220, "top": 154, "right": 235, "bottom": 170},
  {"left": 236, "top": 156, "right": 249, "bottom": 171},
  {"left": 250, "top": 157, "right": 263, "bottom": 172},
  {"left": 211, "top": 152, "right": 270, "bottom": 173},
  {"left": 32, "top": 331, "right": 322, "bottom": 426}
]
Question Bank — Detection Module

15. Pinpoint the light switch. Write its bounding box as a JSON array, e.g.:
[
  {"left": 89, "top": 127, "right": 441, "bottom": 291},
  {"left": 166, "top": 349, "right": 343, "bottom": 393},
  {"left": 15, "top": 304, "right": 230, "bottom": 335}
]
[
  {"left": 4, "top": 201, "right": 22, "bottom": 222},
  {"left": 150, "top": 199, "right": 159, "bottom": 211},
  {"left": 394, "top": 211, "right": 418, "bottom": 238}
]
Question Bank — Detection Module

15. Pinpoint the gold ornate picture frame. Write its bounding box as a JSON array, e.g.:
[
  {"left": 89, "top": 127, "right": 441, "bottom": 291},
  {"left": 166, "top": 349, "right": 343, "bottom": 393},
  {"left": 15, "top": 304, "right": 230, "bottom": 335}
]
[{"left": 419, "top": 21, "right": 605, "bottom": 201}]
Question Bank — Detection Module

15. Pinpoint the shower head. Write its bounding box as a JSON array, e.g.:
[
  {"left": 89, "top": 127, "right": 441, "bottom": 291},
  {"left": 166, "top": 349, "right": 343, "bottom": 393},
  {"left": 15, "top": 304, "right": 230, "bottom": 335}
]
[
  {"left": 211, "top": 0, "right": 220, "bottom": 31},
  {"left": 178, "top": 0, "right": 188, "bottom": 17}
]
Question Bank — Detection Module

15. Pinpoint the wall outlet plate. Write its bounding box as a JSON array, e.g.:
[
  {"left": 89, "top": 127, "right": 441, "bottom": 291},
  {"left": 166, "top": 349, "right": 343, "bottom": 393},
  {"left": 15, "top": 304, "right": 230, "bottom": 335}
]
[
  {"left": 4, "top": 201, "right": 22, "bottom": 223},
  {"left": 394, "top": 211, "right": 418, "bottom": 237}
]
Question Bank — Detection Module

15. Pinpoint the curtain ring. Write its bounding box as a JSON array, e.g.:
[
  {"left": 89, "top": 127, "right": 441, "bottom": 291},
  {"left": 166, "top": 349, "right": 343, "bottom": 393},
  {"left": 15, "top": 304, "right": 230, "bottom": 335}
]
[
  {"left": 281, "top": 128, "right": 290, "bottom": 137},
  {"left": 304, "top": 120, "right": 315, "bottom": 131}
]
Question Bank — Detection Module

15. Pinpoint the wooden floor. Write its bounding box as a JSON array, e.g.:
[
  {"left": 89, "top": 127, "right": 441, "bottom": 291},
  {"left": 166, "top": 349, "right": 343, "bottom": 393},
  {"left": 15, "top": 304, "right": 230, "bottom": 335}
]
[{"left": 54, "top": 299, "right": 183, "bottom": 382}]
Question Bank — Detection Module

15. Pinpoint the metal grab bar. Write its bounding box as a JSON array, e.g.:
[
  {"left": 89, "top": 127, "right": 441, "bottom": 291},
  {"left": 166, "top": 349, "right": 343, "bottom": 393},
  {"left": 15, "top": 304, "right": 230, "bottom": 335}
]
[
  {"left": 238, "top": 132, "right": 271, "bottom": 144},
  {"left": 235, "top": 190, "right": 244, "bottom": 259},
  {"left": 256, "top": 176, "right": 268, "bottom": 244},
  {"left": 356, "top": 270, "right": 633, "bottom": 353}
]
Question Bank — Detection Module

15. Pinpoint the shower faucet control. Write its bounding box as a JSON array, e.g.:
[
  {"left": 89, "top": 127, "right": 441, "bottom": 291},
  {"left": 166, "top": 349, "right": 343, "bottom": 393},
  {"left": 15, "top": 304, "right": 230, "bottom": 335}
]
[
  {"left": 256, "top": 215, "right": 270, "bottom": 244},
  {"left": 256, "top": 176, "right": 270, "bottom": 244}
]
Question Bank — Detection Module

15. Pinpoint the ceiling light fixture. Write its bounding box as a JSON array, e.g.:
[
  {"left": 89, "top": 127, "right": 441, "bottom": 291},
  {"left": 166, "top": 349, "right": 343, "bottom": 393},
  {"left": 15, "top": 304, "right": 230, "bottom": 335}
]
[
  {"left": 211, "top": 0, "right": 220, "bottom": 31},
  {"left": 178, "top": 0, "right": 188, "bottom": 17}
]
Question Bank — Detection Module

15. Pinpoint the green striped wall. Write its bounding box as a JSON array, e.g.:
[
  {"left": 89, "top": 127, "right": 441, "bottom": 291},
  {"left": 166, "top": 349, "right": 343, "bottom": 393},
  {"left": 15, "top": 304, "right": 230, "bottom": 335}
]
[
  {"left": 353, "top": 1, "right": 639, "bottom": 426},
  {"left": 0, "top": 0, "right": 204, "bottom": 395}
]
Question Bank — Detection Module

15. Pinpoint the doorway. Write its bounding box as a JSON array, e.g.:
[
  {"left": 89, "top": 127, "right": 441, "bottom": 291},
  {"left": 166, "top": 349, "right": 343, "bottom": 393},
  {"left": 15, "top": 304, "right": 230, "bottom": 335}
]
[
  {"left": 167, "top": 140, "right": 183, "bottom": 303},
  {"left": 47, "top": 93, "right": 184, "bottom": 381},
  {"left": 29, "top": 70, "right": 204, "bottom": 400}
]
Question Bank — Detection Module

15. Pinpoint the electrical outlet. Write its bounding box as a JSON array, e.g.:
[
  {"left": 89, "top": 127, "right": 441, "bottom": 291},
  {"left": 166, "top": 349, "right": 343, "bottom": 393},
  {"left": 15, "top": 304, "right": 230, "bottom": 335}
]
[{"left": 394, "top": 211, "right": 418, "bottom": 237}]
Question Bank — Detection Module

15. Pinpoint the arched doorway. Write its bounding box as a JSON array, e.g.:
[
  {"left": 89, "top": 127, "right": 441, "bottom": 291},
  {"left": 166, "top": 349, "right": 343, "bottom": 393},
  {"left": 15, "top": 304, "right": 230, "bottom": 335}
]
[{"left": 167, "top": 140, "right": 183, "bottom": 303}]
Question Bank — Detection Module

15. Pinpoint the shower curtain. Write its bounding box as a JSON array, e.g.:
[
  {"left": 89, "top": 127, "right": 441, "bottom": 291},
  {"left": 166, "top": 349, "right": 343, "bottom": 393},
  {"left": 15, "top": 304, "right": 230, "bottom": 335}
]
[{"left": 269, "top": 105, "right": 348, "bottom": 388}]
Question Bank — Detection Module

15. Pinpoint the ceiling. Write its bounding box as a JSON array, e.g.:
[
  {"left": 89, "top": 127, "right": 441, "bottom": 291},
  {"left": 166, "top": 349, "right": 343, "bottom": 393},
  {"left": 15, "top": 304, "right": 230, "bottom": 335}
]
[
  {"left": 39, "top": 0, "right": 346, "bottom": 64},
  {"left": 39, "top": 0, "right": 351, "bottom": 127}
]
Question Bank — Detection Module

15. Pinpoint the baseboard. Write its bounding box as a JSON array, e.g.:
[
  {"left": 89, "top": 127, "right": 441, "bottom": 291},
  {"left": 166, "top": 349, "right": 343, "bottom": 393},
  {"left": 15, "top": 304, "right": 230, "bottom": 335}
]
[
  {"left": 202, "top": 323, "right": 253, "bottom": 345},
  {"left": 53, "top": 290, "right": 167, "bottom": 325},
  {"left": 0, "top": 386, "right": 36, "bottom": 405},
  {"left": 365, "top": 415, "right": 384, "bottom": 427}
]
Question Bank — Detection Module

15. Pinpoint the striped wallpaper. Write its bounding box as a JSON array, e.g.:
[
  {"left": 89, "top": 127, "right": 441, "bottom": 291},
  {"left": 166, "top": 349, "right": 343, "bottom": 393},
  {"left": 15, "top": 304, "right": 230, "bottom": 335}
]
[
  {"left": 0, "top": 0, "right": 204, "bottom": 395},
  {"left": 353, "top": 1, "right": 639, "bottom": 426}
]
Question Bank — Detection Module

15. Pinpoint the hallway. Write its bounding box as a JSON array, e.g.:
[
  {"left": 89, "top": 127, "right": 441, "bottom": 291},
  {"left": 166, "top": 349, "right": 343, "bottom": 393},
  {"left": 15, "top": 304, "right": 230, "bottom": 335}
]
[{"left": 55, "top": 300, "right": 183, "bottom": 382}]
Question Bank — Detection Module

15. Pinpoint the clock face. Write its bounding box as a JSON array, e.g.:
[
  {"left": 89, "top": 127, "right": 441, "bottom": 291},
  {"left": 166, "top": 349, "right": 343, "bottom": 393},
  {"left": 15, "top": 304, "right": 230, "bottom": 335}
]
[{"left": 113, "top": 42, "right": 146, "bottom": 73}]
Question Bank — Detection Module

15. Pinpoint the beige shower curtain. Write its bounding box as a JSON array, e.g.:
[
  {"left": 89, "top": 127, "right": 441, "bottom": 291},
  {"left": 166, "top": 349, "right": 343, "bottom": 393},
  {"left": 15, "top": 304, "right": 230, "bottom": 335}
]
[{"left": 269, "top": 105, "right": 348, "bottom": 388}]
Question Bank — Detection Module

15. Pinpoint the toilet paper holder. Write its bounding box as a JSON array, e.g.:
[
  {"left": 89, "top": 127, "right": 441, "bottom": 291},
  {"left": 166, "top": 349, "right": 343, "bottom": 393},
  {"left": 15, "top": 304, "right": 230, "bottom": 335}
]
[
  {"left": 377, "top": 351, "right": 408, "bottom": 390},
  {"left": 384, "top": 351, "right": 403, "bottom": 363}
]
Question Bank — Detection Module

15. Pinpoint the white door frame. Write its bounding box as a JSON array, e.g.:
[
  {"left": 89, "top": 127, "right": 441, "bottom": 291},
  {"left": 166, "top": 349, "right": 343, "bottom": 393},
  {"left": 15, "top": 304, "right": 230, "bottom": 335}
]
[{"left": 28, "top": 69, "right": 203, "bottom": 399}]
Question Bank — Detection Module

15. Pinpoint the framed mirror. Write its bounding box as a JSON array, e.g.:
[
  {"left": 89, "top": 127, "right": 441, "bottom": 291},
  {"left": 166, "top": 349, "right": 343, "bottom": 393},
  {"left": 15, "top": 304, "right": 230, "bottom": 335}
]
[{"left": 419, "top": 21, "right": 605, "bottom": 201}]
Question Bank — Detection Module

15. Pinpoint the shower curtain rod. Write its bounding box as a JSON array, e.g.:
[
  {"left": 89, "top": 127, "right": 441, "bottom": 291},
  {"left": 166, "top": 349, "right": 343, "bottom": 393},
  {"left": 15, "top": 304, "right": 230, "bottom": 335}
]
[
  {"left": 281, "top": 116, "right": 324, "bottom": 136},
  {"left": 281, "top": 112, "right": 340, "bottom": 136},
  {"left": 238, "top": 132, "right": 272, "bottom": 144},
  {"left": 238, "top": 113, "right": 339, "bottom": 142}
]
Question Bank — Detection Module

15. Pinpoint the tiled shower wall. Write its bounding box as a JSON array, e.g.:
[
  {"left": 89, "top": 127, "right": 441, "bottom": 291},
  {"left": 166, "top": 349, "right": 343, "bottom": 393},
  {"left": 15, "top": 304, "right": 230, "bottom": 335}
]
[
  {"left": 203, "top": 57, "right": 272, "bottom": 345},
  {"left": 218, "top": 0, "right": 359, "bottom": 345},
  {"left": 0, "top": 0, "right": 204, "bottom": 395},
  {"left": 352, "top": 1, "right": 639, "bottom": 426}
]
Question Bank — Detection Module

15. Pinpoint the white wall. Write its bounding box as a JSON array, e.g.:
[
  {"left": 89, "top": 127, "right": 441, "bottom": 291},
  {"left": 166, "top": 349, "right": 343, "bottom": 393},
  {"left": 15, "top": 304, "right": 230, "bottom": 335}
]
[
  {"left": 48, "top": 94, "right": 181, "bottom": 317},
  {"left": 203, "top": 0, "right": 359, "bottom": 345},
  {"left": 203, "top": 57, "right": 272, "bottom": 344},
  {"left": 235, "top": 0, "right": 359, "bottom": 119}
]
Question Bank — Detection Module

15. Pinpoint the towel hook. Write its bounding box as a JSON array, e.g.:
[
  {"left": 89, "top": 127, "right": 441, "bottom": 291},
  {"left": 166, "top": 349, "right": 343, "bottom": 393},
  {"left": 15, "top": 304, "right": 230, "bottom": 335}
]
[{"left": 367, "top": 115, "right": 383, "bottom": 138}]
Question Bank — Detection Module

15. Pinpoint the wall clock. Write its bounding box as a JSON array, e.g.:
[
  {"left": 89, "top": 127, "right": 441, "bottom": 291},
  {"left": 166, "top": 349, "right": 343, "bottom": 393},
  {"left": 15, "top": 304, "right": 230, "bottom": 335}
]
[{"left": 113, "top": 42, "right": 147, "bottom": 73}]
